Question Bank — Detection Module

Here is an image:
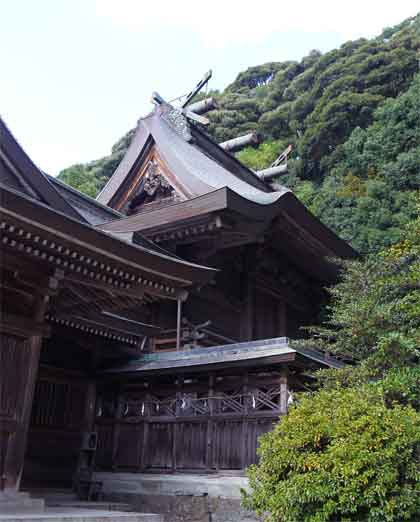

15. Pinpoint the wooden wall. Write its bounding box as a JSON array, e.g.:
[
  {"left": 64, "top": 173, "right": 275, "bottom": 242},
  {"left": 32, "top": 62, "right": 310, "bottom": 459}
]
[
  {"left": 95, "top": 371, "right": 287, "bottom": 473},
  {"left": 0, "top": 334, "right": 31, "bottom": 490},
  {"left": 22, "top": 367, "right": 90, "bottom": 488}
]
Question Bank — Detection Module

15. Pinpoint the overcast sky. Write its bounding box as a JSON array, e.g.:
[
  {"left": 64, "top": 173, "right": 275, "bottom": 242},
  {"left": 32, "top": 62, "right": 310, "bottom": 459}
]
[{"left": 1, "top": 1, "right": 419, "bottom": 175}]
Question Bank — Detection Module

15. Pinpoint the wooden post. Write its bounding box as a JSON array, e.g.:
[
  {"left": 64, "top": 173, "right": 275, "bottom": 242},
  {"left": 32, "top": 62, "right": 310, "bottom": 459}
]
[
  {"left": 173, "top": 376, "right": 182, "bottom": 472},
  {"left": 206, "top": 374, "right": 214, "bottom": 470},
  {"left": 111, "top": 388, "right": 124, "bottom": 470},
  {"left": 176, "top": 298, "right": 182, "bottom": 350},
  {"left": 241, "top": 372, "right": 249, "bottom": 469},
  {"left": 0, "top": 284, "right": 52, "bottom": 509},
  {"left": 83, "top": 382, "right": 97, "bottom": 433},
  {"left": 279, "top": 368, "right": 289, "bottom": 414},
  {"left": 140, "top": 391, "right": 151, "bottom": 472},
  {"left": 240, "top": 247, "right": 256, "bottom": 341}
]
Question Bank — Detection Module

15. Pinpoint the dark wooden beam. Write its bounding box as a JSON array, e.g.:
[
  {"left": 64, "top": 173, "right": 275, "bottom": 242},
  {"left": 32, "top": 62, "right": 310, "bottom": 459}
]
[{"left": 0, "top": 313, "right": 51, "bottom": 338}]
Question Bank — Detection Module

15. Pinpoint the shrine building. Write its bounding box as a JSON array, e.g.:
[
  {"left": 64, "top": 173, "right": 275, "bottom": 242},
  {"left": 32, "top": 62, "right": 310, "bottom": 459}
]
[{"left": 0, "top": 80, "right": 355, "bottom": 517}]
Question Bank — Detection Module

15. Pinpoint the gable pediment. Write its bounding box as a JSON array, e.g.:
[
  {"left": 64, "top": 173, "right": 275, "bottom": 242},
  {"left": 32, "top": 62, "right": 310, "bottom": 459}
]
[{"left": 112, "top": 147, "right": 185, "bottom": 215}]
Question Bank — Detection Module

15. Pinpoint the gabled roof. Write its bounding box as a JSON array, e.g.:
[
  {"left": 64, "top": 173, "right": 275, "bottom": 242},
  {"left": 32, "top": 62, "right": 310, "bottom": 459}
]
[
  {"left": 0, "top": 117, "right": 83, "bottom": 220},
  {"left": 0, "top": 183, "right": 217, "bottom": 288},
  {"left": 95, "top": 104, "right": 357, "bottom": 277},
  {"left": 48, "top": 174, "right": 123, "bottom": 225},
  {"left": 0, "top": 118, "right": 217, "bottom": 290},
  {"left": 98, "top": 186, "right": 356, "bottom": 281},
  {"left": 96, "top": 103, "right": 289, "bottom": 208}
]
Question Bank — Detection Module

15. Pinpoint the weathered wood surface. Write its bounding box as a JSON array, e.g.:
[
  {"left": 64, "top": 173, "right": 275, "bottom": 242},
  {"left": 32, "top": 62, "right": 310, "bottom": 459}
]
[
  {"left": 22, "top": 366, "right": 91, "bottom": 488},
  {"left": 256, "top": 164, "right": 288, "bottom": 180},
  {"left": 187, "top": 97, "right": 218, "bottom": 115},
  {"left": 219, "top": 133, "right": 260, "bottom": 153},
  {"left": 94, "top": 371, "right": 288, "bottom": 472}
]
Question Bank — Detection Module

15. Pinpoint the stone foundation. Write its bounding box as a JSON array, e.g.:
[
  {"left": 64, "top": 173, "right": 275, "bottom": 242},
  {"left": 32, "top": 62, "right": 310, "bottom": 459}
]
[
  {"left": 93, "top": 473, "right": 259, "bottom": 522},
  {"left": 0, "top": 490, "right": 45, "bottom": 514}
]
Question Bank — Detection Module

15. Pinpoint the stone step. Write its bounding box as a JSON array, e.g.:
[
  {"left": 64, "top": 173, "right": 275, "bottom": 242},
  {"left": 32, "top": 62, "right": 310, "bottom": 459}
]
[
  {"left": 45, "top": 501, "right": 134, "bottom": 512},
  {"left": 0, "top": 492, "right": 45, "bottom": 514},
  {"left": 0, "top": 507, "right": 163, "bottom": 522},
  {"left": 23, "top": 490, "right": 76, "bottom": 502}
]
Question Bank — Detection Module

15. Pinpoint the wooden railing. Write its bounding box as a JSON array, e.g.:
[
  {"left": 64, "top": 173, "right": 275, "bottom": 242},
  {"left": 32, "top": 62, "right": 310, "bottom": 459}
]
[{"left": 152, "top": 325, "right": 237, "bottom": 352}]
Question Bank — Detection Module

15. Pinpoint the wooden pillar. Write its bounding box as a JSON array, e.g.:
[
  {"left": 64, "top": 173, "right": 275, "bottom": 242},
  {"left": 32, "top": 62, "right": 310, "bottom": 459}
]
[
  {"left": 240, "top": 247, "right": 256, "bottom": 341},
  {"left": 173, "top": 376, "right": 182, "bottom": 472},
  {"left": 83, "top": 382, "right": 97, "bottom": 433},
  {"left": 176, "top": 299, "right": 182, "bottom": 350},
  {"left": 206, "top": 374, "right": 214, "bottom": 470},
  {"left": 279, "top": 368, "right": 289, "bottom": 414},
  {"left": 0, "top": 291, "right": 50, "bottom": 499},
  {"left": 140, "top": 390, "right": 151, "bottom": 472},
  {"left": 241, "top": 372, "right": 249, "bottom": 469},
  {"left": 111, "top": 388, "right": 124, "bottom": 471}
]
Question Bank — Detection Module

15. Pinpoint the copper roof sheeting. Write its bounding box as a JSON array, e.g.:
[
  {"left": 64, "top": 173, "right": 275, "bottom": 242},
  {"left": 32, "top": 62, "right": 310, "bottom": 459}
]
[{"left": 101, "top": 337, "right": 345, "bottom": 375}]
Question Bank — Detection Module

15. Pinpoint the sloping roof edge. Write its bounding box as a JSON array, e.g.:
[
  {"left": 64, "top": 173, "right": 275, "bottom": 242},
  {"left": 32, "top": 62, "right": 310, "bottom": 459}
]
[
  {"left": 99, "top": 337, "right": 344, "bottom": 375},
  {"left": 0, "top": 183, "right": 217, "bottom": 286},
  {"left": 96, "top": 118, "right": 152, "bottom": 206},
  {"left": 96, "top": 186, "right": 357, "bottom": 260},
  {"left": 0, "top": 117, "right": 84, "bottom": 220}
]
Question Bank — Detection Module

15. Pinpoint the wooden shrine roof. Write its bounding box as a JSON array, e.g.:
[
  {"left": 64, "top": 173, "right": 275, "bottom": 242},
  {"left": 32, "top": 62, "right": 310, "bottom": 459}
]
[
  {"left": 48, "top": 174, "right": 123, "bottom": 225},
  {"left": 0, "top": 184, "right": 216, "bottom": 289},
  {"left": 0, "top": 118, "right": 82, "bottom": 220},
  {"left": 101, "top": 337, "right": 345, "bottom": 376},
  {"left": 94, "top": 103, "right": 356, "bottom": 279},
  {"left": 97, "top": 186, "right": 356, "bottom": 281},
  {"left": 0, "top": 117, "right": 216, "bottom": 288},
  {"left": 0, "top": 118, "right": 219, "bottom": 348},
  {"left": 96, "top": 103, "right": 283, "bottom": 207}
]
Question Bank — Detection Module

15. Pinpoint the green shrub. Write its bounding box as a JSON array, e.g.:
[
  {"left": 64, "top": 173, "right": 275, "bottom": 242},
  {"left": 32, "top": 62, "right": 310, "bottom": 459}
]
[{"left": 243, "top": 383, "right": 420, "bottom": 522}]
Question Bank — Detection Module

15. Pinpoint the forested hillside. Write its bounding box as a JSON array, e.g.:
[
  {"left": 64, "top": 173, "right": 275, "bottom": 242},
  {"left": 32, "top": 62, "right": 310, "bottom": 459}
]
[{"left": 59, "top": 13, "right": 420, "bottom": 254}]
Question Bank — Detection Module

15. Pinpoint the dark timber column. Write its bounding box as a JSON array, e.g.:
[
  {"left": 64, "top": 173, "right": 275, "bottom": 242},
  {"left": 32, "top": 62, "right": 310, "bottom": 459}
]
[
  {"left": 279, "top": 368, "right": 289, "bottom": 415},
  {"left": 240, "top": 246, "right": 256, "bottom": 341},
  {"left": 0, "top": 334, "right": 32, "bottom": 493},
  {"left": 0, "top": 285, "right": 52, "bottom": 510}
]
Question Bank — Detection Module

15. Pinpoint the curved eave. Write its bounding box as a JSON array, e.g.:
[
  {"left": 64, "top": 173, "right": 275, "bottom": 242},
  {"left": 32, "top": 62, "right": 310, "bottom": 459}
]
[
  {"left": 0, "top": 184, "right": 217, "bottom": 287},
  {"left": 98, "top": 186, "right": 357, "bottom": 261},
  {"left": 96, "top": 121, "right": 152, "bottom": 206}
]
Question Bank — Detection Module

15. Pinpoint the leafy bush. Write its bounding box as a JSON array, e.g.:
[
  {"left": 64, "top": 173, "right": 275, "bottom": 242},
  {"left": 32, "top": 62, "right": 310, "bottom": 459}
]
[
  {"left": 298, "top": 205, "right": 420, "bottom": 372},
  {"left": 244, "top": 382, "right": 420, "bottom": 522},
  {"left": 244, "top": 212, "right": 420, "bottom": 521}
]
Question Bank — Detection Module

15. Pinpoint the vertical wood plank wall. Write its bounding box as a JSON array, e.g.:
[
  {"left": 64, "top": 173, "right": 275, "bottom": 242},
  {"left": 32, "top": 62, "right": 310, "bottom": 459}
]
[
  {"left": 22, "top": 368, "right": 90, "bottom": 488},
  {"left": 95, "top": 372, "right": 288, "bottom": 472},
  {"left": 0, "top": 334, "right": 31, "bottom": 490}
]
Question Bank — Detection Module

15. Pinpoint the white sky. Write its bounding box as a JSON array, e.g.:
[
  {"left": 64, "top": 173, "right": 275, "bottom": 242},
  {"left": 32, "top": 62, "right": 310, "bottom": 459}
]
[{"left": 1, "top": 0, "right": 419, "bottom": 175}]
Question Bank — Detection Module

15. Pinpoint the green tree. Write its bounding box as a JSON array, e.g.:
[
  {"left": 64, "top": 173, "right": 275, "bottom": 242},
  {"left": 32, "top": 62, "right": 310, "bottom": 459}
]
[
  {"left": 300, "top": 205, "right": 420, "bottom": 375},
  {"left": 244, "top": 211, "right": 420, "bottom": 521},
  {"left": 244, "top": 381, "right": 420, "bottom": 522}
]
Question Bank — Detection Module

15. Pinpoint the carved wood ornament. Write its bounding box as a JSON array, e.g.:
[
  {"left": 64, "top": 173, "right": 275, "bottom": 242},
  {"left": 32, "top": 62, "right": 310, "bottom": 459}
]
[{"left": 126, "top": 159, "right": 179, "bottom": 215}]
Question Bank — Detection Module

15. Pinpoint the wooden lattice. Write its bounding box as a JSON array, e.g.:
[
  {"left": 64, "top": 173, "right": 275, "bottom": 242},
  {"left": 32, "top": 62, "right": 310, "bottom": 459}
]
[{"left": 249, "top": 386, "right": 281, "bottom": 411}]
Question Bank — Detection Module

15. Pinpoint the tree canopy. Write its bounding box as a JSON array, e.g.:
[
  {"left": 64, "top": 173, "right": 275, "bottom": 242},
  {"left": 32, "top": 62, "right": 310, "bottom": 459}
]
[
  {"left": 58, "top": 12, "right": 420, "bottom": 255},
  {"left": 243, "top": 210, "right": 420, "bottom": 521}
]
